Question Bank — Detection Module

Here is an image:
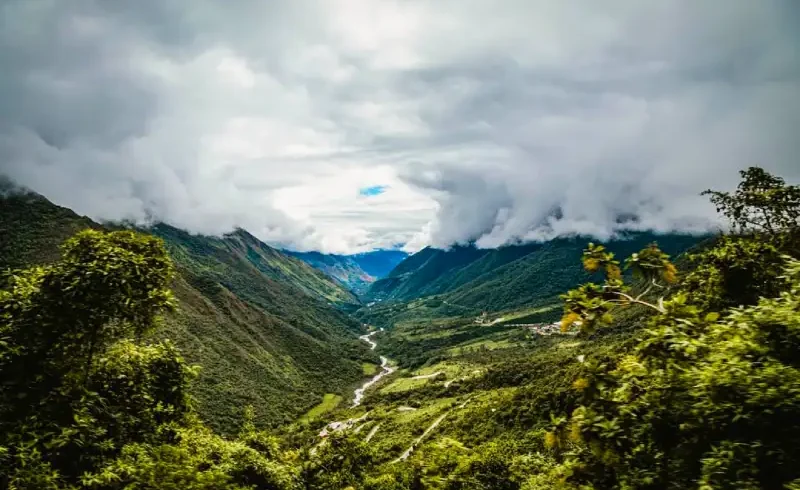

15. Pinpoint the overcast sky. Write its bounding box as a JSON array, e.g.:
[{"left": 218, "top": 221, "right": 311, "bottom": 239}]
[{"left": 1, "top": 1, "right": 798, "bottom": 254}]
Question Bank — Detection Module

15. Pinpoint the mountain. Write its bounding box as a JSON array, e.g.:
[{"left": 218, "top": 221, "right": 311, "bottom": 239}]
[
  {"left": 0, "top": 186, "right": 376, "bottom": 435},
  {"left": 4, "top": 170, "right": 796, "bottom": 489},
  {"left": 350, "top": 250, "right": 409, "bottom": 278},
  {"left": 286, "top": 249, "right": 408, "bottom": 295},
  {"left": 156, "top": 226, "right": 360, "bottom": 307},
  {"left": 360, "top": 233, "right": 704, "bottom": 324},
  {"left": 285, "top": 251, "right": 375, "bottom": 295}
]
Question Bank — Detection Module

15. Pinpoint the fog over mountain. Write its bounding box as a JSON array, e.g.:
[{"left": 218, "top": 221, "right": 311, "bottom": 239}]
[{"left": 1, "top": 0, "right": 798, "bottom": 253}]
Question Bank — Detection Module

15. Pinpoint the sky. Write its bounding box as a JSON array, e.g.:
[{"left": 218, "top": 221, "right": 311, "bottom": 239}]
[{"left": 1, "top": 1, "right": 798, "bottom": 254}]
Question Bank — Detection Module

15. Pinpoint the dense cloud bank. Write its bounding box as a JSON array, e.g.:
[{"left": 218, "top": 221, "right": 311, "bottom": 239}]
[{"left": 1, "top": 0, "right": 798, "bottom": 253}]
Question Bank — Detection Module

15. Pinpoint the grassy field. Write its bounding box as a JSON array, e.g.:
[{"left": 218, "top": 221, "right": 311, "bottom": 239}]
[
  {"left": 413, "top": 361, "right": 468, "bottom": 377},
  {"left": 378, "top": 360, "right": 486, "bottom": 394},
  {"left": 446, "top": 337, "right": 515, "bottom": 355},
  {"left": 381, "top": 376, "right": 432, "bottom": 394},
  {"left": 299, "top": 393, "right": 343, "bottom": 423},
  {"left": 362, "top": 362, "right": 379, "bottom": 376}
]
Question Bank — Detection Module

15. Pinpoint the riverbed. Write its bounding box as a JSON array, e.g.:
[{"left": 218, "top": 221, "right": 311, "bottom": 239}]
[{"left": 352, "top": 329, "right": 395, "bottom": 407}]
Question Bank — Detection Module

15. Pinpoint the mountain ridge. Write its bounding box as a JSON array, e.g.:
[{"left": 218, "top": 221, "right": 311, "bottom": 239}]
[
  {"left": 0, "top": 186, "right": 374, "bottom": 434},
  {"left": 358, "top": 233, "right": 704, "bottom": 329}
]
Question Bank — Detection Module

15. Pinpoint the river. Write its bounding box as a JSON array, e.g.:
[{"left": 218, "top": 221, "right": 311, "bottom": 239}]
[
  {"left": 317, "top": 329, "right": 396, "bottom": 440},
  {"left": 352, "top": 329, "right": 395, "bottom": 407},
  {"left": 320, "top": 329, "right": 466, "bottom": 461},
  {"left": 352, "top": 329, "right": 470, "bottom": 462}
]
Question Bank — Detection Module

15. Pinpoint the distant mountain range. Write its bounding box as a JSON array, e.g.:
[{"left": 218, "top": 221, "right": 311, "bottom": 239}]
[
  {"left": 286, "top": 249, "right": 408, "bottom": 295},
  {"left": 358, "top": 233, "right": 705, "bottom": 327},
  {"left": 0, "top": 184, "right": 374, "bottom": 434}
]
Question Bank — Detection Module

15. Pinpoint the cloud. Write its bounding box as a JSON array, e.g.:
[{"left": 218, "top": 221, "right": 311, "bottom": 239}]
[{"left": 0, "top": 0, "right": 798, "bottom": 253}]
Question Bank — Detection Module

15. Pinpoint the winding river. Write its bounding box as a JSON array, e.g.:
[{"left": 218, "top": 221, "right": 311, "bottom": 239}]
[
  {"left": 352, "top": 329, "right": 395, "bottom": 407},
  {"left": 318, "top": 328, "right": 467, "bottom": 462}
]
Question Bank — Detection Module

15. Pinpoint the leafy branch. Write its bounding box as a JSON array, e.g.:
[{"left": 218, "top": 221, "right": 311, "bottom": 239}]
[{"left": 560, "top": 242, "right": 677, "bottom": 333}]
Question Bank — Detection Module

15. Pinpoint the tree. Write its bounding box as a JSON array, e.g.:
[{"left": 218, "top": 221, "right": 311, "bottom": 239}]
[
  {"left": 83, "top": 424, "right": 301, "bottom": 490},
  {"left": 703, "top": 166, "right": 800, "bottom": 236},
  {"left": 682, "top": 167, "right": 800, "bottom": 311},
  {"left": 300, "top": 432, "right": 375, "bottom": 489},
  {"left": 0, "top": 229, "right": 183, "bottom": 487},
  {"left": 681, "top": 236, "right": 790, "bottom": 310},
  {"left": 547, "top": 258, "right": 800, "bottom": 489},
  {"left": 0, "top": 229, "right": 175, "bottom": 402}
]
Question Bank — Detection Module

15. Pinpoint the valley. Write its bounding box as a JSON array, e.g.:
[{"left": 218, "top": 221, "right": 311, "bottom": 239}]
[
  {"left": 297, "top": 297, "right": 599, "bottom": 471},
  {"left": 2, "top": 0, "right": 798, "bottom": 487},
  {"left": 0, "top": 181, "right": 704, "bottom": 470},
  {"left": 2, "top": 167, "right": 799, "bottom": 489}
]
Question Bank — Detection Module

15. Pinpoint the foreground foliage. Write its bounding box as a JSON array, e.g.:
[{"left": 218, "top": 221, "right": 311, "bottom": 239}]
[
  {"left": 541, "top": 167, "right": 800, "bottom": 489},
  {"left": 0, "top": 230, "right": 301, "bottom": 489}
]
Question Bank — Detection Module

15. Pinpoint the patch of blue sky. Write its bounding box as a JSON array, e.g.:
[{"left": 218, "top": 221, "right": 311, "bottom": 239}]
[{"left": 359, "top": 185, "right": 387, "bottom": 197}]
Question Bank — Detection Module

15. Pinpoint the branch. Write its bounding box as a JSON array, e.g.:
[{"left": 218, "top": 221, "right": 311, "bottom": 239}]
[
  {"left": 613, "top": 291, "right": 666, "bottom": 313},
  {"left": 634, "top": 283, "right": 653, "bottom": 301},
  {"left": 762, "top": 208, "right": 775, "bottom": 234}
]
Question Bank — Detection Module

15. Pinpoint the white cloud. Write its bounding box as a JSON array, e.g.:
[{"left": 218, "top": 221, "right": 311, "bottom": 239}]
[{"left": 0, "top": 0, "right": 798, "bottom": 254}]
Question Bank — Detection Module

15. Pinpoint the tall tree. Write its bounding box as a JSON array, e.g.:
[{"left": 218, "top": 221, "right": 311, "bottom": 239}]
[{"left": 0, "top": 230, "right": 186, "bottom": 487}]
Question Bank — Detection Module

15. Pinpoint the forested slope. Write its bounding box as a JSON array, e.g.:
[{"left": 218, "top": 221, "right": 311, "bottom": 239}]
[
  {"left": 0, "top": 186, "right": 375, "bottom": 434},
  {"left": 365, "top": 233, "right": 702, "bottom": 312}
]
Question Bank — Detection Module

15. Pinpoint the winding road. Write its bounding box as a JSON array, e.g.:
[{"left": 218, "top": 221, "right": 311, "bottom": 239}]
[{"left": 392, "top": 399, "right": 470, "bottom": 463}]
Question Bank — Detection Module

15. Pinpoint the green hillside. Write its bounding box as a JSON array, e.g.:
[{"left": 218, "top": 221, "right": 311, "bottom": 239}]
[
  {"left": 361, "top": 233, "right": 703, "bottom": 327},
  {"left": 440, "top": 234, "right": 701, "bottom": 311},
  {"left": 0, "top": 181, "right": 101, "bottom": 269},
  {"left": 366, "top": 246, "right": 491, "bottom": 301},
  {"left": 0, "top": 187, "right": 376, "bottom": 435},
  {"left": 152, "top": 225, "right": 360, "bottom": 307}
]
